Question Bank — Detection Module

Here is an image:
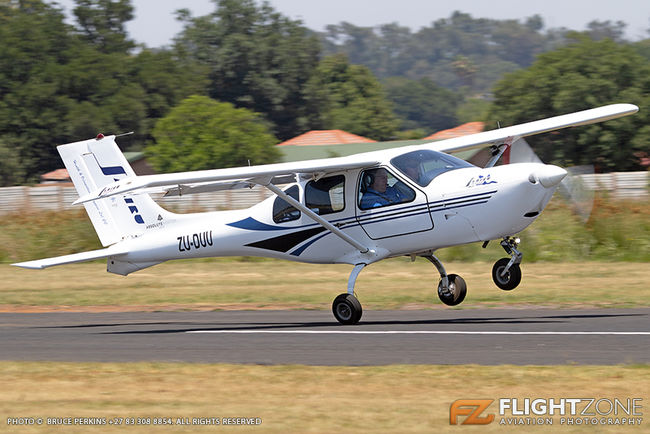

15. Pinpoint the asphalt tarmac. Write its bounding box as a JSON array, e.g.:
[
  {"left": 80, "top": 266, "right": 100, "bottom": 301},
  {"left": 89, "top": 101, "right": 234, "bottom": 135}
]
[{"left": 1, "top": 309, "right": 649, "bottom": 365}]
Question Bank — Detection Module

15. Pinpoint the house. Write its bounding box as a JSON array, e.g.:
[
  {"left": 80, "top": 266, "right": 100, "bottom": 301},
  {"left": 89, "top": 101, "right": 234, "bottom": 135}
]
[{"left": 277, "top": 124, "right": 485, "bottom": 163}]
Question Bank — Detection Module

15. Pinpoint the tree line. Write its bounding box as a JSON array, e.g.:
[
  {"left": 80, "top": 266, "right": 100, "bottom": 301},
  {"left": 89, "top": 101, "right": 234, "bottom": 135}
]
[{"left": 0, "top": 0, "right": 648, "bottom": 186}]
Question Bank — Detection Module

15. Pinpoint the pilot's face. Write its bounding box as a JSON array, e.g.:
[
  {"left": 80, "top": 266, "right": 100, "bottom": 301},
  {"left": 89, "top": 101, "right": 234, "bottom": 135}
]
[{"left": 372, "top": 169, "right": 388, "bottom": 192}]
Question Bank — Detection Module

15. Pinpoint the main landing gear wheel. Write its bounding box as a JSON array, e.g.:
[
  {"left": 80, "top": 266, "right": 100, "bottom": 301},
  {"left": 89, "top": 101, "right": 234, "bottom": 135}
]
[
  {"left": 492, "top": 258, "right": 522, "bottom": 291},
  {"left": 437, "top": 274, "right": 467, "bottom": 306},
  {"left": 423, "top": 254, "right": 468, "bottom": 307},
  {"left": 332, "top": 293, "right": 363, "bottom": 325}
]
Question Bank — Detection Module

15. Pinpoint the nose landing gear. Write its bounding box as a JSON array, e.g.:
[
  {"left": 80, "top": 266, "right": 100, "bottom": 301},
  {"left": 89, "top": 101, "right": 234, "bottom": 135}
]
[{"left": 492, "top": 236, "right": 523, "bottom": 290}]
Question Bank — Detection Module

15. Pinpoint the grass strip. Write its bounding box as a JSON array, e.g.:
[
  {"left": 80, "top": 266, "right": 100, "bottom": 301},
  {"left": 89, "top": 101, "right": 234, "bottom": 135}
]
[
  {"left": 1, "top": 260, "right": 649, "bottom": 311},
  {"left": 0, "top": 362, "right": 648, "bottom": 433}
]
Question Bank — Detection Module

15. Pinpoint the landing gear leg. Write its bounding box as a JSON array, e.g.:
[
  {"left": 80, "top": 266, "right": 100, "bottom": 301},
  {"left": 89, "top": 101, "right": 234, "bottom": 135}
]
[
  {"left": 332, "top": 263, "right": 365, "bottom": 325},
  {"left": 492, "top": 236, "right": 523, "bottom": 290},
  {"left": 423, "top": 254, "right": 466, "bottom": 306}
]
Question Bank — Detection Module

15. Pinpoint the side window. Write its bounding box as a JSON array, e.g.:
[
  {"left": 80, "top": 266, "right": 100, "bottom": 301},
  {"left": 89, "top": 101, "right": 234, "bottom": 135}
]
[
  {"left": 273, "top": 185, "right": 300, "bottom": 223},
  {"left": 305, "top": 175, "right": 345, "bottom": 215},
  {"left": 358, "top": 168, "right": 415, "bottom": 210}
]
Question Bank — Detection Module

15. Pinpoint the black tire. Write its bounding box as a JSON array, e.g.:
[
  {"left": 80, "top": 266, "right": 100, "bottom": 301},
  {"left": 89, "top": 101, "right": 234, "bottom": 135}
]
[
  {"left": 437, "top": 274, "right": 467, "bottom": 306},
  {"left": 332, "top": 293, "right": 363, "bottom": 325},
  {"left": 492, "top": 258, "right": 522, "bottom": 290}
]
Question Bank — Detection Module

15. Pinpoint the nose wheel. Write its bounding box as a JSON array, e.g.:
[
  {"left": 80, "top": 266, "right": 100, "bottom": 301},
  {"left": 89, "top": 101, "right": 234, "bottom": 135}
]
[
  {"left": 492, "top": 237, "right": 523, "bottom": 290},
  {"left": 492, "top": 258, "right": 521, "bottom": 290}
]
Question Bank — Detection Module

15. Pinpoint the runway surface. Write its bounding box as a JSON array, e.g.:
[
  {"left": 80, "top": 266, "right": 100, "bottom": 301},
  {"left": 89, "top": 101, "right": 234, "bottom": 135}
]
[{"left": 1, "top": 308, "right": 649, "bottom": 365}]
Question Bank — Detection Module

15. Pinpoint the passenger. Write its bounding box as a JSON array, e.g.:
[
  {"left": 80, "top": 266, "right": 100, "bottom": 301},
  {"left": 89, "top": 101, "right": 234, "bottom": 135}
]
[
  {"left": 402, "top": 158, "right": 421, "bottom": 183},
  {"left": 360, "top": 168, "right": 405, "bottom": 209}
]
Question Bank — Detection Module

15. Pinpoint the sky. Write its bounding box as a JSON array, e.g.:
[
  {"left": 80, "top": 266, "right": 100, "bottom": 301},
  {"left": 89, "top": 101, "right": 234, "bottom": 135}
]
[{"left": 54, "top": 0, "right": 650, "bottom": 48}]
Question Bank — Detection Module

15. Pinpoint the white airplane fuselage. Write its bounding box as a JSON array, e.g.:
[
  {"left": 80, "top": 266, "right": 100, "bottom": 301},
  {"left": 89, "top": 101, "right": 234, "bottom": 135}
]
[{"left": 111, "top": 161, "right": 564, "bottom": 275}]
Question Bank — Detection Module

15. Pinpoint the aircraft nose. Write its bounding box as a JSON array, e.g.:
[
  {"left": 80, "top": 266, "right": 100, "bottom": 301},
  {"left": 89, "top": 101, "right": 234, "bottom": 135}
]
[{"left": 532, "top": 165, "right": 567, "bottom": 188}]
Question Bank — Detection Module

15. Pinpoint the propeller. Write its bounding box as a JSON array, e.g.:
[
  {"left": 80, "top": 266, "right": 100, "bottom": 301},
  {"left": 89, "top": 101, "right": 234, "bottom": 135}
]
[{"left": 508, "top": 138, "right": 595, "bottom": 223}]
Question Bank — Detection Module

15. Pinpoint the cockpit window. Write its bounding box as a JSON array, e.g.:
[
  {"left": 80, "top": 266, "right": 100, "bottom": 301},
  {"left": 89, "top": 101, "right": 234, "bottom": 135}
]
[{"left": 391, "top": 150, "right": 474, "bottom": 187}]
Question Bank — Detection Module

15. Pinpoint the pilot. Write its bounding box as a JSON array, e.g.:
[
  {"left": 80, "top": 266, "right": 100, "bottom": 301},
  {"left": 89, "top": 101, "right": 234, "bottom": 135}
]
[{"left": 360, "top": 168, "right": 405, "bottom": 209}]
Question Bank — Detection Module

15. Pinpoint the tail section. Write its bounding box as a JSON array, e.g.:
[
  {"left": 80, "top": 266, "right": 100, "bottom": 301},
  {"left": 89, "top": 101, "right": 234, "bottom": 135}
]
[{"left": 58, "top": 135, "right": 172, "bottom": 246}]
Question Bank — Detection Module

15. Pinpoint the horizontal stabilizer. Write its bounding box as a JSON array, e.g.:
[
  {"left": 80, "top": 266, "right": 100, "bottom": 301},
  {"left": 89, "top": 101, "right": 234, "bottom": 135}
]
[{"left": 12, "top": 245, "right": 129, "bottom": 270}]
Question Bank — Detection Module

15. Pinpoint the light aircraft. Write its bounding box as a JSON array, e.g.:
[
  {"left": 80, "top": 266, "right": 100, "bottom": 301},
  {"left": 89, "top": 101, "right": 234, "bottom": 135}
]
[{"left": 13, "top": 104, "right": 638, "bottom": 324}]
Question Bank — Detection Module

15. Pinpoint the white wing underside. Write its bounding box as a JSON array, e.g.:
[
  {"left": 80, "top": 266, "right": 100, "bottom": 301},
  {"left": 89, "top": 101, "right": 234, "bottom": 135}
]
[{"left": 74, "top": 104, "right": 638, "bottom": 203}]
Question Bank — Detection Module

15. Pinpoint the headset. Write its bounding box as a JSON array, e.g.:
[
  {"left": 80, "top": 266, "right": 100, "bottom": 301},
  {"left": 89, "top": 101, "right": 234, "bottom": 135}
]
[{"left": 360, "top": 170, "right": 375, "bottom": 193}]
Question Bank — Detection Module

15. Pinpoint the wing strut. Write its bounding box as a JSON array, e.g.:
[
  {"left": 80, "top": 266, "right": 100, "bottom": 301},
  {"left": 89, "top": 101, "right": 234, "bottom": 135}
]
[{"left": 264, "top": 182, "right": 370, "bottom": 254}]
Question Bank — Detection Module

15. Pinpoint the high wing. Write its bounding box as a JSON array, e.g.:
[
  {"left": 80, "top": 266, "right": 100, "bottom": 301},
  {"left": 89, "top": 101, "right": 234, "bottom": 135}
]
[
  {"left": 430, "top": 103, "right": 639, "bottom": 154},
  {"left": 74, "top": 103, "right": 638, "bottom": 204}
]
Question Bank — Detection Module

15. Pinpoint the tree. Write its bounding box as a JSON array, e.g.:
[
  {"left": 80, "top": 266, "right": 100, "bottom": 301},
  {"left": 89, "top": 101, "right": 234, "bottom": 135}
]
[
  {"left": 585, "top": 20, "right": 627, "bottom": 43},
  {"left": 304, "top": 55, "right": 399, "bottom": 141},
  {"left": 0, "top": 1, "right": 202, "bottom": 183},
  {"left": 383, "top": 77, "right": 460, "bottom": 133},
  {"left": 321, "top": 12, "right": 560, "bottom": 93},
  {"left": 0, "top": 0, "right": 77, "bottom": 181},
  {"left": 146, "top": 95, "right": 280, "bottom": 173},
  {"left": 488, "top": 36, "right": 650, "bottom": 171},
  {"left": 0, "top": 140, "right": 25, "bottom": 187},
  {"left": 72, "top": 0, "right": 135, "bottom": 54},
  {"left": 174, "top": 0, "right": 320, "bottom": 140}
]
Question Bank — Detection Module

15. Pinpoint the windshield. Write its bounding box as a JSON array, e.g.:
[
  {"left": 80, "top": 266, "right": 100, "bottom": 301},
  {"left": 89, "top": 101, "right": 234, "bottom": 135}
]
[{"left": 391, "top": 149, "right": 474, "bottom": 187}]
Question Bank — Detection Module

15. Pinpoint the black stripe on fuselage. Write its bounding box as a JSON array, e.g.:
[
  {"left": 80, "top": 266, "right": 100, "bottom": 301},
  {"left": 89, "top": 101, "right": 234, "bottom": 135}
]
[{"left": 245, "top": 227, "right": 327, "bottom": 252}]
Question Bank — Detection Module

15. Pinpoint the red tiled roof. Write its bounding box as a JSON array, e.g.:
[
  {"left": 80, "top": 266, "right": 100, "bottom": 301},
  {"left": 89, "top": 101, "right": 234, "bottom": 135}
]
[
  {"left": 40, "top": 168, "right": 70, "bottom": 181},
  {"left": 277, "top": 130, "right": 376, "bottom": 146},
  {"left": 423, "top": 122, "right": 485, "bottom": 140}
]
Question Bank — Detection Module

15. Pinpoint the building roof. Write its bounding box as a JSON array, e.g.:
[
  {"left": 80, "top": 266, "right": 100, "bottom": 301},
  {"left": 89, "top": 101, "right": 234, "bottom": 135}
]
[
  {"left": 423, "top": 122, "right": 485, "bottom": 140},
  {"left": 279, "top": 139, "right": 431, "bottom": 162},
  {"left": 277, "top": 124, "right": 486, "bottom": 162},
  {"left": 40, "top": 168, "right": 71, "bottom": 182},
  {"left": 276, "top": 130, "right": 376, "bottom": 146}
]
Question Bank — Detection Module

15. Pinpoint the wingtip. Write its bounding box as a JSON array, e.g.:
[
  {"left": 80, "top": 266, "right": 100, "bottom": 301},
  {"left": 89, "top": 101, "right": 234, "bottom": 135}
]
[
  {"left": 11, "top": 261, "right": 45, "bottom": 270},
  {"left": 611, "top": 103, "right": 639, "bottom": 115}
]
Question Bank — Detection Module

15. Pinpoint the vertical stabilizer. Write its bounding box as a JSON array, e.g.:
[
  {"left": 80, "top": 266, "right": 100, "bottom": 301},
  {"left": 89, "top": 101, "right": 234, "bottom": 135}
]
[{"left": 58, "top": 135, "right": 171, "bottom": 246}]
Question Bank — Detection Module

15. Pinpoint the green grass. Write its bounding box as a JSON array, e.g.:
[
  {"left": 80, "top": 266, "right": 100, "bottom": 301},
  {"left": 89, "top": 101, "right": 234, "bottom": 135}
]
[{"left": 1, "top": 260, "right": 649, "bottom": 311}]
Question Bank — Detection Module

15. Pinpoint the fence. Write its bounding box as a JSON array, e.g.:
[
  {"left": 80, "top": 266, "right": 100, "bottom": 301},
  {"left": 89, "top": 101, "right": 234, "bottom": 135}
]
[{"left": 0, "top": 171, "right": 647, "bottom": 216}]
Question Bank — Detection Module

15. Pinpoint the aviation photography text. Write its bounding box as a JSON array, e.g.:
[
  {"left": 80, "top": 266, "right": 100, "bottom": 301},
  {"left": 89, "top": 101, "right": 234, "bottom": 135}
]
[{"left": 450, "top": 397, "right": 643, "bottom": 427}]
